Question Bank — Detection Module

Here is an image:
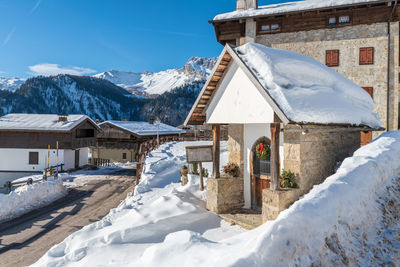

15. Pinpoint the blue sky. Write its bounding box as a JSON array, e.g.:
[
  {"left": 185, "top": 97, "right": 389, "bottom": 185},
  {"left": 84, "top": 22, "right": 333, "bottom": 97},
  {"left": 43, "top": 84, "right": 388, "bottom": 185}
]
[{"left": 0, "top": 0, "right": 291, "bottom": 77}]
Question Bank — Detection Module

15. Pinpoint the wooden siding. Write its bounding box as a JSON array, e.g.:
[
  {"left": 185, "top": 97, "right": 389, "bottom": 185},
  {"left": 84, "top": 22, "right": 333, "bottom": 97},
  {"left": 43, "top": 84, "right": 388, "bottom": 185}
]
[
  {"left": 0, "top": 119, "right": 99, "bottom": 149},
  {"left": 214, "top": 2, "right": 398, "bottom": 44}
]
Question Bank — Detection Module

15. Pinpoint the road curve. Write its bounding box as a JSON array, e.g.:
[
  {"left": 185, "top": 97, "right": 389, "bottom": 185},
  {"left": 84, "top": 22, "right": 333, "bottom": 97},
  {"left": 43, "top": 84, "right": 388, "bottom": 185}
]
[{"left": 0, "top": 168, "right": 136, "bottom": 267}]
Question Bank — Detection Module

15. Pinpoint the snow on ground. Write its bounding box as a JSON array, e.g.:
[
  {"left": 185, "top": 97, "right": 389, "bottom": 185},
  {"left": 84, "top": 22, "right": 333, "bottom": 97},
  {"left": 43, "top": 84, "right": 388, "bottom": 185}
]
[
  {"left": 33, "top": 141, "right": 246, "bottom": 266},
  {"left": 35, "top": 132, "right": 400, "bottom": 266},
  {"left": 234, "top": 43, "right": 382, "bottom": 128},
  {"left": 0, "top": 178, "right": 67, "bottom": 223}
]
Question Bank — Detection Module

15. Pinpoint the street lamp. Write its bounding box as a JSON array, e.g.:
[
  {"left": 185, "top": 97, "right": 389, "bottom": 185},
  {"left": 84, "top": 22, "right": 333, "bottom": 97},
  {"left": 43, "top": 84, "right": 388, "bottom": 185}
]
[{"left": 155, "top": 118, "right": 161, "bottom": 145}]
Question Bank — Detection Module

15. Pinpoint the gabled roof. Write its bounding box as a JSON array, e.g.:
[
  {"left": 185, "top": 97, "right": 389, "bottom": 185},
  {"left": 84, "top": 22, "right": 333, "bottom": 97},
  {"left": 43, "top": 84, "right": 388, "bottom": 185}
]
[
  {"left": 212, "top": 0, "right": 390, "bottom": 22},
  {"left": 185, "top": 42, "right": 383, "bottom": 129},
  {"left": 0, "top": 114, "right": 100, "bottom": 132},
  {"left": 100, "top": 120, "right": 185, "bottom": 137}
]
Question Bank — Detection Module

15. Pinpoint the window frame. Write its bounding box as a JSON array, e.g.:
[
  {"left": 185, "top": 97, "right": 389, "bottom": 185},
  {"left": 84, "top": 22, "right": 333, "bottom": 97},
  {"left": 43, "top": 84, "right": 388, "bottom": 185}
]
[
  {"left": 257, "top": 20, "right": 282, "bottom": 35},
  {"left": 326, "top": 49, "right": 340, "bottom": 67},
  {"left": 327, "top": 14, "right": 352, "bottom": 27},
  {"left": 122, "top": 152, "right": 127, "bottom": 160},
  {"left": 29, "top": 152, "right": 39, "bottom": 165},
  {"left": 359, "top": 47, "right": 374, "bottom": 65}
]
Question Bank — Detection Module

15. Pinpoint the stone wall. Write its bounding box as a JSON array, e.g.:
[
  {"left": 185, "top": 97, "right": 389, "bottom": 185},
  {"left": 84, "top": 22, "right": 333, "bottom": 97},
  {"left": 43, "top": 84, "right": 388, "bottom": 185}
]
[
  {"left": 262, "top": 125, "right": 361, "bottom": 221},
  {"left": 283, "top": 125, "right": 360, "bottom": 195},
  {"left": 255, "top": 22, "right": 399, "bottom": 135},
  {"left": 228, "top": 124, "right": 244, "bottom": 176},
  {"left": 206, "top": 177, "right": 244, "bottom": 213}
]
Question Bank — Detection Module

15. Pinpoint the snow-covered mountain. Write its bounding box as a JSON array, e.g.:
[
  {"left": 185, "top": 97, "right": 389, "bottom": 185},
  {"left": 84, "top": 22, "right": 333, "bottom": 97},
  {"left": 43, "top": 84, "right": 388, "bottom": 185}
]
[
  {"left": 94, "top": 57, "right": 216, "bottom": 96},
  {"left": 0, "top": 77, "right": 26, "bottom": 92}
]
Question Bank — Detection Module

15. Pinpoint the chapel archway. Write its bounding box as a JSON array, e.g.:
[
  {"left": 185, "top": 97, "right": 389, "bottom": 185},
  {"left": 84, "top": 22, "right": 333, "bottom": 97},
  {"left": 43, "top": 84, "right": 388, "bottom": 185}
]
[{"left": 250, "top": 136, "right": 271, "bottom": 209}]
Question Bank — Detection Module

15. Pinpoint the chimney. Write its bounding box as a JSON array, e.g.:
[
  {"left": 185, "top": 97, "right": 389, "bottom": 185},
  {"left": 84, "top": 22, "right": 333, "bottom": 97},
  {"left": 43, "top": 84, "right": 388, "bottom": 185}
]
[
  {"left": 237, "top": 0, "right": 258, "bottom": 10},
  {"left": 58, "top": 115, "right": 68, "bottom": 122},
  {"left": 149, "top": 117, "right": 155, "bottom": 124}
]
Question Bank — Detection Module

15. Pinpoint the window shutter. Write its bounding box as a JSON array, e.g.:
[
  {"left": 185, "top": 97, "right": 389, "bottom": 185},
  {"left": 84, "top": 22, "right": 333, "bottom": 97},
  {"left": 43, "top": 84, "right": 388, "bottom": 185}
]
[
  {"left": 326, "top": 50, "right": 339, "bottom": 67},
  {"left": 360, "top": 47, "right": 374, "bottom": 65}
]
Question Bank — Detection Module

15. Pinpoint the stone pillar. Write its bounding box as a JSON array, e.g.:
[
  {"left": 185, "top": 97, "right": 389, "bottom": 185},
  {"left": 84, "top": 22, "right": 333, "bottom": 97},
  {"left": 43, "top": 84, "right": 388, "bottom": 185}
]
[
  {"left": 240, "top": 19, "right": 257, "bottom": 45},
  {"left": 212, "top": 124, "right": 221, "bottom": 178},
  {"left": 228, "top": 124, "right": 244, "bottom": 176}
]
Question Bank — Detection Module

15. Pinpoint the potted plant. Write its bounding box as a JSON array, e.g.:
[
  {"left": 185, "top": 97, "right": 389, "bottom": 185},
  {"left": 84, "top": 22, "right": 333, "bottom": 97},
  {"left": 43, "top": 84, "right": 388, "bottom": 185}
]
[
  {"left": 223, "top": 163, "right": 240, "bottom": 177},
  {"left": 280, "top": 169, "right": 298, "bottom": 188}
]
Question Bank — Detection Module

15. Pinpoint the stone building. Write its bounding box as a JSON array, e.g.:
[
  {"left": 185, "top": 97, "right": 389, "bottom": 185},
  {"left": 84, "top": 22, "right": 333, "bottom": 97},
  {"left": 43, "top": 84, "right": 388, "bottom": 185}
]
[
  {"left": 211, "top": 0, "right": 400, "bottom": 140},
  {"left": 185, "top": 42, "right": 382, "bottom": 221}
]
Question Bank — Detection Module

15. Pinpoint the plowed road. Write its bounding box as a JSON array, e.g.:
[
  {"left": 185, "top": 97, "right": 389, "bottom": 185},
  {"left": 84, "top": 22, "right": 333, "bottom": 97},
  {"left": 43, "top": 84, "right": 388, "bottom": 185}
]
[{"left": 0, "top": 168, "right": 136, "bottom": 267}]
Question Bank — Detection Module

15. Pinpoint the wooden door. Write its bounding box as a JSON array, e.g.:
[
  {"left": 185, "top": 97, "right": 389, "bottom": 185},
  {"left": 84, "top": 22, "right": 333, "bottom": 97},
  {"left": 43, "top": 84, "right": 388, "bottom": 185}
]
[
  {"left": 75, "top": 150, "right": 80, "bottom": 169},
  {"left": 255, "top": 176, "right": 270, "bottom": 207},
  {"left": 361, "top": 87, "right": 373, "bottom": 146}
]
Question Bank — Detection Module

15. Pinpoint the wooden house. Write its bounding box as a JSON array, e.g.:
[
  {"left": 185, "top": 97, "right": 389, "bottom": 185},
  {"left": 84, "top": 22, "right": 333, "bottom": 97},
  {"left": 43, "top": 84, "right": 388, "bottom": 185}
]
[
  {"left": 0, "top": 114, "right": 100, "bottom": 173},
  {"left": 185, "top": 42, "right": 382, "bottom": 222},
  {"left": 93, "top": 120, "right": 184, "bottom": 163}
]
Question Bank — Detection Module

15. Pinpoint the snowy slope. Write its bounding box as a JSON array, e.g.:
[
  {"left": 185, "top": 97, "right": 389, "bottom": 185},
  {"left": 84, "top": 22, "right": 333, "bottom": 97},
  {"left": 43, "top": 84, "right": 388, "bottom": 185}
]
[
  {"left": 33, "top": 141, "right": 247, "bottom": 266},
  {"left": 0, "top": 77, "right": 26, "bottom": 92},
  {"left": 94, "top": 57, "right": 216, "bottom": 96},
  {"left": 35, "top": 131, "right": 400, "bottom": 266}
]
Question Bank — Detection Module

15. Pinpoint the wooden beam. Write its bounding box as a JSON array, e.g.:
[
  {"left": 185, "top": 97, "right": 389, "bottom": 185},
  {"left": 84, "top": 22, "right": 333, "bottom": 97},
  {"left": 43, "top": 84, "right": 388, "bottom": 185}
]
[
  {"left": 212, "top": 124, "right": 221, "bottom": 178},
  {"left": 270, "top": 122, "right": 280, "bottom": 190}
]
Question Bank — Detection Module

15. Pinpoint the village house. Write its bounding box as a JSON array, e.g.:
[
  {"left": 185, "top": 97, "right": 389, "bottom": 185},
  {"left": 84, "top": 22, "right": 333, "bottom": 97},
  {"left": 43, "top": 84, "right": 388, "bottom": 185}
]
[
  {"left": 0, "top": 114, "right": 100, "bottom": 173},
  {"left": 211, "top": 0, "right": 400, "bottom": 142},
  {"left": 92, "top": 120, "right": 184, "bottom": 163},
  {"left": 185, "top": 42, "right": 382, "bottom": 222}
]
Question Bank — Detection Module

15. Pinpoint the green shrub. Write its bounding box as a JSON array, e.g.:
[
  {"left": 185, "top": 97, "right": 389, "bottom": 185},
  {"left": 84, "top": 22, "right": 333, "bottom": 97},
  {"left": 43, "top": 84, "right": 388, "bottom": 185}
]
[{"left": 281, "top": 169, "right": 298, "bottom": 188}]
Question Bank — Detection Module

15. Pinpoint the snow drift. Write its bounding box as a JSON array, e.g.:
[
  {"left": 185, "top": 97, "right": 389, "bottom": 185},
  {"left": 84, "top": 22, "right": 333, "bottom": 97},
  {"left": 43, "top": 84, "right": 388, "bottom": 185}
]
[
  {"left": 0, "top": 179, "right": 67, "bottom": 222},
  {"left": 33, "top": 132, "right": 400, "bottom": 266}
]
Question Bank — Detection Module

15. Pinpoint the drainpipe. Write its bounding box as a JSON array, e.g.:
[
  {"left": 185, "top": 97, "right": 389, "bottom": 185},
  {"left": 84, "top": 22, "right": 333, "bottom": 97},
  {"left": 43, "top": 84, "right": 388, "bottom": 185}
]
[{"left": 387, "top": 0, "right": 398, "bottom": 131}]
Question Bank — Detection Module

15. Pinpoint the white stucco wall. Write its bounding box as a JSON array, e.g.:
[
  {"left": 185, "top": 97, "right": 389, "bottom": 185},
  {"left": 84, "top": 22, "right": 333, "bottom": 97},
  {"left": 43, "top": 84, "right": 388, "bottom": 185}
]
[
  {"left": 206, "top": 62, "right": 275, "bottom": 124},
  {"left": 79, "top": 147, "right": 89, "bottom": 167},
  {"left": 243, "top": 124, "right": 284, "bottom": 208},
  {"left": 0, "top": 148, "right": 64, "bottom": 172},
  {"left": 63, "top": 150, "right": 75, "bottom": 171}
]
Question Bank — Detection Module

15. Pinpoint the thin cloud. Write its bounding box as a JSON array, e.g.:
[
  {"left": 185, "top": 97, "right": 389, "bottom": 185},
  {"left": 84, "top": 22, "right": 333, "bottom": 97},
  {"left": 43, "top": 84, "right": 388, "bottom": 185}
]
[
  {"left": 30, "top": 0, "right": 41, "bottom": 13},
  {"left": 28, "top": 63, "right": 96, "bottom": 76},
  {"left": 2, "top": 27, "right": 16, "bottom": 47}
]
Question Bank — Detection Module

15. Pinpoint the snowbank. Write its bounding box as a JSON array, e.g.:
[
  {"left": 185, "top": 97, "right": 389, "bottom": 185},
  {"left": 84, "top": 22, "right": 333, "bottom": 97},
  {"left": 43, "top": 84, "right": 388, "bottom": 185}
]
[
  {"left": 33, "top": 141, "right": 244, "bottom": 266},
  {"left": 0, "top": 179, "right": 67, "bottom": 222},
  {"left": 235, "top": 43, "right": 382, "bottom": 128},
  {"left": 34, "top": 132, "right": 400, "bottom": 266}
]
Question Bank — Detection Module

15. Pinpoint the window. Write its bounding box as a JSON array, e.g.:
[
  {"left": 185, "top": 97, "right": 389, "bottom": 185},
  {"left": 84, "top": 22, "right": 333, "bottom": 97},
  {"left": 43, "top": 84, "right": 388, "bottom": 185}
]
[
  {"left": 258, "top": 22, "right": 281, "bottom": 34},
  {"left": 328, "top": 17, "right": 336, "bottom": 26},
  {"left": 360, "top": 47, "right": 374, "bottom": 65},
  {"left": 326, "top": 50, "right": 340, "bottom": 67},
  {"left": 328, "top": 15, "right": 351, "bottom": 26},
  {"left": 76, "top": 129, "right": 95, "bottom": 138},
  {"left": 122, "top": 153, "right": 127, "bottom": 160},
  {"left": 339, "top": 15, "right": 350, "bottom": 25},
  {"left": 29, "top": 152, "right": 39, "bottom": 165}
]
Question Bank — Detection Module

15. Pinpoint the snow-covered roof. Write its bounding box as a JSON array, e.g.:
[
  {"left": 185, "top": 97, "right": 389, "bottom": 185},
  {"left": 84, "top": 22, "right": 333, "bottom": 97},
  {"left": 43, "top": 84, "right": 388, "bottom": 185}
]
[
  {"left": 186, "top": 43, "right": 382, "bottom": 129},
  {"left": 101, "top": 120, "right": 185, "bottom": 136},
  {"left": 213, "top": 0, "right": 388, "bottom": 21},
  {"left": 234, "top": 43, "right": 382, "bottom": 128},
  {"left": 0, "top": 114, "right": 96, "bottom": 132}
]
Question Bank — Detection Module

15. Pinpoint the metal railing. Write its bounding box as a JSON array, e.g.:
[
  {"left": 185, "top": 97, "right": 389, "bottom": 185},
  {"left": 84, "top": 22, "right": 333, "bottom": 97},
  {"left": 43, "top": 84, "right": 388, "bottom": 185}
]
[
  {"left": 0, "top": 164, "right": 65, "bottom": 194},
  {"left": 254, "top": 159, "right": 271, "bottom": 176},
  {"left": 91, "top": 158, "right": 111, "bottom": 166}
]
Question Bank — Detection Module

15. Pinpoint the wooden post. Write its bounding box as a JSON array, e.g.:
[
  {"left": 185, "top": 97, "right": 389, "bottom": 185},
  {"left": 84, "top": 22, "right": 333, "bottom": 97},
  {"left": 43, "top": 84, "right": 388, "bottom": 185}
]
[
  {"left": 270, "top": 123, "right": 281, "bottom": 190},
  {"left": 212, "top": 124, "right": 220, "bottom": 178},
  {"left": 199, "top": 162, "right": 204, "bottom": 191}
]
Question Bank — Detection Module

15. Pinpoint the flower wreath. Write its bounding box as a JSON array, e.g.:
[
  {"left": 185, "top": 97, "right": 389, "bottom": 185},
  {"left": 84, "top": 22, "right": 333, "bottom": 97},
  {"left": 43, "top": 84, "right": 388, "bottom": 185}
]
[{"left": 256, "top": 143, "right": 270, "bottom": 160}]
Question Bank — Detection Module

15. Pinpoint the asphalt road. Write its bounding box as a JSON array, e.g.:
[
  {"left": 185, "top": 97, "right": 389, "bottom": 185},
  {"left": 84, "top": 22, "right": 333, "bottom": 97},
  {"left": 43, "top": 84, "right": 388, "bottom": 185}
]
[{"left": 0, "top": 168, "right": 136, "bottom": 267}]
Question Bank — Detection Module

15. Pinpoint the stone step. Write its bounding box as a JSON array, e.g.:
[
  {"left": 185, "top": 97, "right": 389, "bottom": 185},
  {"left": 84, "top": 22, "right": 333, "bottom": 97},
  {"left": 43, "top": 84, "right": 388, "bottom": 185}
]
[{"left": 219, "top": 210, "right": 263, "bottom": 230}]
